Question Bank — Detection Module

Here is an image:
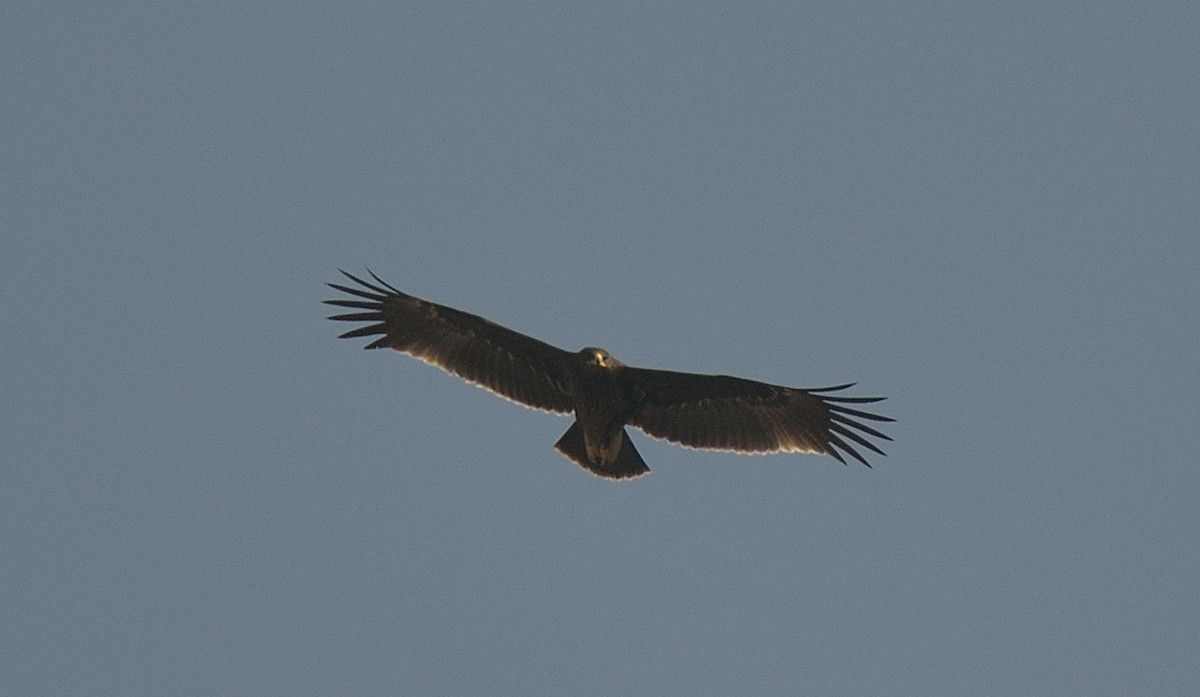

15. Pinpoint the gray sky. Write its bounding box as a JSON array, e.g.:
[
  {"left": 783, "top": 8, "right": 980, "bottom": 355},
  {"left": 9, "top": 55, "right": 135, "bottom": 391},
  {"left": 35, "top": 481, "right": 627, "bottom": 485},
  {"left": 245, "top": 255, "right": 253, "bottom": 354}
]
[{"left": 4, "top": 2, "right": 1197, "bottom": 695}]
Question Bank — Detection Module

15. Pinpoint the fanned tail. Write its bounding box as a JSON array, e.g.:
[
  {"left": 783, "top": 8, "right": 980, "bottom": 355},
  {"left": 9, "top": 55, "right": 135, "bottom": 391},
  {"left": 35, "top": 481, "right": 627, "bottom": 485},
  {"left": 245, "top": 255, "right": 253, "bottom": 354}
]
[{"left": 554, "top": 422, "right": 650, "bottom": 480}]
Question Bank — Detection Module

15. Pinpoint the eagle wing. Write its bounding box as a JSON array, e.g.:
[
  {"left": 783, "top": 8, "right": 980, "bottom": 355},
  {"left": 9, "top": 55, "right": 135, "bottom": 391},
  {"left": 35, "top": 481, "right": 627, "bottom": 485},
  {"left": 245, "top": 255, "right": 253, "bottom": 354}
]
[
  {"left": 325, "top": 270, "right": 576, "bottom": 413},
  {"left": 623, "top": 369, "right": 893, "bottom": 466}
]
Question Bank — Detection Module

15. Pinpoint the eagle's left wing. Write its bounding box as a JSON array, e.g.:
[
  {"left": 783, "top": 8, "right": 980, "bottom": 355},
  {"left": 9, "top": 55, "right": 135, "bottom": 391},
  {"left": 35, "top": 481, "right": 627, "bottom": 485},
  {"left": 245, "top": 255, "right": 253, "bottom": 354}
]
[{"left": 622, "top": 368, "right": 893, "bottom": 466}]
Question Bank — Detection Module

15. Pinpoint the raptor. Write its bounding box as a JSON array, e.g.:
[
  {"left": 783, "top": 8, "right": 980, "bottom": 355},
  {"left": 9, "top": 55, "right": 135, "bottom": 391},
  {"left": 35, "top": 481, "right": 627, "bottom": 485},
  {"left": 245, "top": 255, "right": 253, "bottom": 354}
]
[{"left": 325, "top": 270, "right": 893, "bottom": 480}]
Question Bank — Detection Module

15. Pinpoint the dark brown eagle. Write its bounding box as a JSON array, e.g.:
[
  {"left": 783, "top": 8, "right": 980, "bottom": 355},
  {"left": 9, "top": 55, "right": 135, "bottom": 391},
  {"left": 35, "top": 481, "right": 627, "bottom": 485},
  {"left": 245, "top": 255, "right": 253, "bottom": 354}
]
[{"left": 325, "top": 270, "right": 893, "bottom": 480}]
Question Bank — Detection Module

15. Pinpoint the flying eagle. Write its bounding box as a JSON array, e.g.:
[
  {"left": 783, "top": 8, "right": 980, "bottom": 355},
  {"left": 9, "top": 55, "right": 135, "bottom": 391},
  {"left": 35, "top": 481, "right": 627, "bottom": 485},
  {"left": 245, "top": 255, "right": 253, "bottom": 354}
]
[{"left": 325, "top": 270, "right": 893, "bottom": 480}]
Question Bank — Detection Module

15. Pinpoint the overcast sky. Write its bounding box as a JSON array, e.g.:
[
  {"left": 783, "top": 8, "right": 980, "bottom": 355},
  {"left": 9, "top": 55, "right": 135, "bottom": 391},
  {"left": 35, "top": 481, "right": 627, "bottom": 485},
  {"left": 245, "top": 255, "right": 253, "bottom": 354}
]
[{"left": 4, "top": 2, "right": 1198, "bottom": 695}]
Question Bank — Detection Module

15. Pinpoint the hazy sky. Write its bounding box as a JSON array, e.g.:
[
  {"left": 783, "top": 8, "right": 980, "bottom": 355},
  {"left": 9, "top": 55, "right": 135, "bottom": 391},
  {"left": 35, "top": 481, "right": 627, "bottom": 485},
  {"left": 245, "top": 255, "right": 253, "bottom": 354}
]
[{"left": 4, "top": 2, "right": 1198, "bottom": 695}]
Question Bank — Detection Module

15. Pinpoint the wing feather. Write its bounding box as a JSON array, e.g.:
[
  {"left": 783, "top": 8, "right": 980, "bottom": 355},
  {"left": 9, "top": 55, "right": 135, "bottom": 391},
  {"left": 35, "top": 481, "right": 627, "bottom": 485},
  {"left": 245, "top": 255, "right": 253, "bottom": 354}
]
[
  {"left": 623, "top": 369, "right": 893, "bottom": 467},
  {"left": 325, "top": 270, "right": 575, "bottom": 413}
]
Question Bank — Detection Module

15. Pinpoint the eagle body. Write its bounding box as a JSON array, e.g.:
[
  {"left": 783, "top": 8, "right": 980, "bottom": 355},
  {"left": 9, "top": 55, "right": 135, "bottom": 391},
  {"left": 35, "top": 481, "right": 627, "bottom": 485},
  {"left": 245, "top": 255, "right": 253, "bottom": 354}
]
[
  {"left": 555, "top": 348, "right": 649, "bottom": 478},
  {"left": 325, "top": 270, "right": 893, "bottom": 481}
]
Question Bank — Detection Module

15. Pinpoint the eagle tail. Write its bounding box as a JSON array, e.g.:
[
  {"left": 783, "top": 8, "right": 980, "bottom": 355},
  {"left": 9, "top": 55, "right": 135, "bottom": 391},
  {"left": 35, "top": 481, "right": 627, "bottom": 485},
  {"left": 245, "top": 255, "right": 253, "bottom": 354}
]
[{"left": 554, "top": 422, "right": 650, "bottom": 480}]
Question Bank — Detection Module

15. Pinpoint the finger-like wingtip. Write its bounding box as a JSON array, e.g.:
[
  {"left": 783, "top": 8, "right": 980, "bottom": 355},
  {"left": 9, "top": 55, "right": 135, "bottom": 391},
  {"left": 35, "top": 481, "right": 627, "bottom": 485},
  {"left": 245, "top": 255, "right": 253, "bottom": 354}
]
[{"left": 366, "top": 268, "right": 403, "bottom": 295}]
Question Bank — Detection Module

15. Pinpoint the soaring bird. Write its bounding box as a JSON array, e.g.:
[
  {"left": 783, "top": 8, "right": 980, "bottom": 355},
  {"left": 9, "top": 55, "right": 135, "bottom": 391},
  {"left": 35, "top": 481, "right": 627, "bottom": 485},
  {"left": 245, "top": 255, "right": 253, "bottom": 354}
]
[{"left": 325, "top": 270, "right": 893, "bottom": 480}]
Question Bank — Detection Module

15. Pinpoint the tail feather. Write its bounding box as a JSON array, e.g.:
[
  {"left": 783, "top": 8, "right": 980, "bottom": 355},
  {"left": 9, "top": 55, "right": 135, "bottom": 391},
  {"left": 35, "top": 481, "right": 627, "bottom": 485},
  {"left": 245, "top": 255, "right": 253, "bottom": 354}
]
[{"left": 554, "top": 422, "right": 650, "bottom": 480}]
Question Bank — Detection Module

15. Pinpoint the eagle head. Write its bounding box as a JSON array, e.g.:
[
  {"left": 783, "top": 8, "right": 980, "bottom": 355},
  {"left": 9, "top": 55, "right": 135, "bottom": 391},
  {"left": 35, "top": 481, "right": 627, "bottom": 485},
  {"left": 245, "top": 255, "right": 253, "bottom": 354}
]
[{"left": 580, "top": 347, "right": 623, "bottom": 371}]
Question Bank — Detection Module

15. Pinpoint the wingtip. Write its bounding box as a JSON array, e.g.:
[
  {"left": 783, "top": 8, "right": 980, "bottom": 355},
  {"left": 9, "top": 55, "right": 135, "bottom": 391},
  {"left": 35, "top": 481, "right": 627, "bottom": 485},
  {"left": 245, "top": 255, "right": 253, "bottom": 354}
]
[{"left": 365, "top": 268, "right": 403, "bottom": 295}]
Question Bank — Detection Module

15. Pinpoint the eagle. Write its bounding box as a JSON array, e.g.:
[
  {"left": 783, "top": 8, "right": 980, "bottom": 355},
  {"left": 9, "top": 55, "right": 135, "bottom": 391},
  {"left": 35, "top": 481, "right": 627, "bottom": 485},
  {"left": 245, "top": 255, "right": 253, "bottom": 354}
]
[{"left": 325, "top": 270, "right": 893, "bottom": 480}]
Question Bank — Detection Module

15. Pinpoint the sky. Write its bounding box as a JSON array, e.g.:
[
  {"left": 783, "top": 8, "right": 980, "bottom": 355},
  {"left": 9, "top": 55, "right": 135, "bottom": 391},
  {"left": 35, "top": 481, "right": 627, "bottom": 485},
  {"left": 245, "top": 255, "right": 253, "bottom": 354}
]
[{"left": 4, "top": 2, "right": 1198, "bottom": 695}]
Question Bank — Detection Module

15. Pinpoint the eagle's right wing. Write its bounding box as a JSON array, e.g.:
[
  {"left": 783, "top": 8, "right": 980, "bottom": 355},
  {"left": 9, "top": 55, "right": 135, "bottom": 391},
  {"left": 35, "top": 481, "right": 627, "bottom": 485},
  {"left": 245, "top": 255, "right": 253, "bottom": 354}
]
[{"left": 325, "top": 270, "right": 576, "bottom": 414}]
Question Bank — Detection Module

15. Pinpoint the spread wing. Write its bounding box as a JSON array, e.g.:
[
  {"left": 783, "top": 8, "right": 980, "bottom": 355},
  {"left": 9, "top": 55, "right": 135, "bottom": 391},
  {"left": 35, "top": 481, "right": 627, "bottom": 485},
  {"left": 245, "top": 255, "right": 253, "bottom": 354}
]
[
  {"left": 623, "top": 369, "right": 893, "bottom": 466},
  {"left": 325, "top": 270, "right": 576, "bottom": 413}
]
